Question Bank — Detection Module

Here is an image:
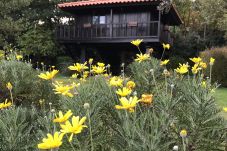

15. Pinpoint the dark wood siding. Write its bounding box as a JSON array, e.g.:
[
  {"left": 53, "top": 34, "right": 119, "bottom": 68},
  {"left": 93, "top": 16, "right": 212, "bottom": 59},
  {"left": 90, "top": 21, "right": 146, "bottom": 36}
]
[{"left": 55, "top": 6, "right": 173, "bottom": 43}]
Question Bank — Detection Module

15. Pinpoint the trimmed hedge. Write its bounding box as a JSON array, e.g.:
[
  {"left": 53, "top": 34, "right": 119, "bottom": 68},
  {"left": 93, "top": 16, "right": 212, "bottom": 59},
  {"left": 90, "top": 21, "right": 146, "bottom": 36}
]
[{"left": 200, "top": 46, "right": 227, "bottom": 87}]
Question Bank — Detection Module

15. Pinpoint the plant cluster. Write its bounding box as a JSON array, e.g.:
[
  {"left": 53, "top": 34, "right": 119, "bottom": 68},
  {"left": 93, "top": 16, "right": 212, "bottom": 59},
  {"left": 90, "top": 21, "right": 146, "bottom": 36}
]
[
  {"left": 0, "top": 40, "right": 226, "bottom": 151},
  {"left": 0, "top": 50, "right": 57, "bottom": 106}
]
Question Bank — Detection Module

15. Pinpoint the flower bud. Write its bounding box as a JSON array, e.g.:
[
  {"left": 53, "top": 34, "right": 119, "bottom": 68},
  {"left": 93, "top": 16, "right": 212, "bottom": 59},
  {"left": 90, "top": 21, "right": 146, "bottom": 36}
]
[
  {"left": 133, "top": 91, "right": 137, "bottom": 96},
  {"left": 6, "top": 82, "right": 13, "bottom": 90},
  {"left": 180, "top": 129, "right": 187, "bottom": 138},
  {"left": 84, "top": 103, "right": 90, "bottom": 109},
  {"left": 88, "top": 58, "right": 93, "bottom": 64},
  {"left": 173, "top": 145, "right": 179, "bottom": 151},
  {"left": 170, "top": 84, "right": 174, "bottom": 88}
]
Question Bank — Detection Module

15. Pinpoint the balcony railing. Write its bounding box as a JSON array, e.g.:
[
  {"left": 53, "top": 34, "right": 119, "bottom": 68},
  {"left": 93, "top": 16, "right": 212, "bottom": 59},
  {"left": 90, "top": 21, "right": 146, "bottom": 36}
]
[{"left": 56, "top": 21, "right": 159, "bottom": 41}]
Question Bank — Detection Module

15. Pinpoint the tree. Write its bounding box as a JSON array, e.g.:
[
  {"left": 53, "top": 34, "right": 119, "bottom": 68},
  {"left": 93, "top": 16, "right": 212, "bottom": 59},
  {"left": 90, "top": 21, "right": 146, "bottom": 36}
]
[
  {"left": 172, "top": 0, "right": 227, "bottom": 57},
  {"left": 0, "top": 0, "right": 32, "bottom": 47},
  {"left": 0, "top": 0, "right": 74, "bottom": 57},
  {"left": 17, "top": 0, "right": 73, "bottom": 57}
]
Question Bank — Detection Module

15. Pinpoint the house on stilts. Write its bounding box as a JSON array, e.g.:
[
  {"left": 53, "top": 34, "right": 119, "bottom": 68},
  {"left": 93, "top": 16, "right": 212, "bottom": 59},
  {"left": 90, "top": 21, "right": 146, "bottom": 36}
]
[{"left": 56, "top": 0, "right": 182, "bottom": 72}]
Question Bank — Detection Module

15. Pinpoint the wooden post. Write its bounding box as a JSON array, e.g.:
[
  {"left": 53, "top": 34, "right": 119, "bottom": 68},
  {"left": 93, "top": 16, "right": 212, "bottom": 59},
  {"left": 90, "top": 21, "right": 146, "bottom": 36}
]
[
  {"left": 110, "top": 8, "right": 113, "bottom": 38},
  {"left": 80, "top": 46, "right": 86, "bottom": 63},
  {"left": 157, "top": 10, "right": 161, "bottom": 38}
]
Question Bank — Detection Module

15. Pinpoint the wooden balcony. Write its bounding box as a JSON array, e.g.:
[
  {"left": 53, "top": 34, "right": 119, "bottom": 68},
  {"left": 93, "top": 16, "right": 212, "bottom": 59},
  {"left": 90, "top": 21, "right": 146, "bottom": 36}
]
[{"left": 56, "top": 21, "right": 161, "bottom": 43}]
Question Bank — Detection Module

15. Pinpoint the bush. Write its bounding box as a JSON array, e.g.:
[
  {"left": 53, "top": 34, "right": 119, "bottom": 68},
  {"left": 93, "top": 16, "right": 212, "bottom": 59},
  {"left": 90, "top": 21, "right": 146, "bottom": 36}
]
[
  {"left": 0, "top": 60, "right": 57, "bottom": 106},
  {"left": 56, "top": 56, "right": 74, "bottom": 76},
  {"left": 126, "top": 58, "right": 164, "bottom": 95},
  {"left": 0, "top": 107, "right": 38, "bottom": 151},
  {"left": 200, "top": 46, "right": 227, "bottom": 87},
  {"left": 0, "top": 54, "right": 225, "bottom": 150},
  {"left": 59, "top": 76, "right": 119, "bottom": 150},
  {"left": 168, "top": 55, "right": 187, "bottom": 69},
  {"left": 125, "top": 57, "right": 225, "bottom": 150}
]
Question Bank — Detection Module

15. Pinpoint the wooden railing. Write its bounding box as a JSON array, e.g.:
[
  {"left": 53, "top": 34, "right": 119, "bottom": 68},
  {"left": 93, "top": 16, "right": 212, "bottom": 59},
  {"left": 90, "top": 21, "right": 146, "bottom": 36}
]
[{"left": 56, "top": 21, "right": 159, "bottom": 41}]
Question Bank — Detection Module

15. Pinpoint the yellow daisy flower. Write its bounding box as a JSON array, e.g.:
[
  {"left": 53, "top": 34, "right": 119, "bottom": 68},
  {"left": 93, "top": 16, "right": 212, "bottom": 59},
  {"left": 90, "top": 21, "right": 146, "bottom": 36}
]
[
  {"left": 116, "top": 87, "right": 132, "bottom": 97},
  {"left": 37, "top": 132, "right": 64, "bottom": 150},
  {"left": 131, "top": 39, "right": 143, "bottom": 47},
  {"left": 53, "top": 110, "right": 73, "bottom": 123},
  {"left": 38, "top": 70, "right": 59, "bottom": 80},
  {"left": 135, "top": 53, "right": 150, "bottom": 63},
  {"left": 115, "top": 96, "right": 140, "bottom": 112}
]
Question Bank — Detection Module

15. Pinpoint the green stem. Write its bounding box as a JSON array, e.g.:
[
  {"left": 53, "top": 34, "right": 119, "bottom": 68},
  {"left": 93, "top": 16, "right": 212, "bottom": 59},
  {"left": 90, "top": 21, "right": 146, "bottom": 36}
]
[
  {"left": 70, "top": 142, "right": 76, "bottom": 151},
  {"left": 170, "top": 86, "right": 173, "bottom": 100},
  {"left": 160, "top": 48, "right": 166, "bottom": 60},
  {"left": 210, "top": 65, "right": 212, "bottom": 83},
  {"left": 182, "top": 137, "right": 186, "bottom": 151},
  {"left": 137, "top": 46, "right": 142, "bottom": 54},
  {"left": 152, "top": 71, "right": 159, "bottom": 94},
  {"left": 87, "top": 109, "right": 94, "bottom": 151},
  {"left": 66, "top": 134, "right": 78, "bottom": 151},
  {"left": 9, "top": 90, "right": 14, "bottom": 104},
  {"left": 68, "top": 136, "right": 76, "bottom": 151},
  {"left": 165, "top": 74, "right": 168, "bottom": 94}
]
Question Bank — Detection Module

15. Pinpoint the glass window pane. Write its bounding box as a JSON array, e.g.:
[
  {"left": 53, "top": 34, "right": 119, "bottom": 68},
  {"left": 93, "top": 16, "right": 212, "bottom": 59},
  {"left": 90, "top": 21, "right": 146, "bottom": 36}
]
[
  {"left": 99, "top": 16, "right": 106, "bottom": 24},
  {"left": 92, "top": 16, "right": 99, "bottom": 24}
]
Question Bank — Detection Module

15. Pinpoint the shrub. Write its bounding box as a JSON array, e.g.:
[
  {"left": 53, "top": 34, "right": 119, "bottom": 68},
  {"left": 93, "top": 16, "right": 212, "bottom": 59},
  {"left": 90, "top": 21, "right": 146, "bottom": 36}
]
[
  {"left": 168, "top": 55, "right": 187, "bottom": 69},
  {"left": 58, "top": 76, "right": 119, "bottom": 150},
  {"left": 0, "top": 53, "right": 225, "bottom": 151},
  {"left": 200, "top": 46, "right": 227, "bottom": 87},
  {"left": 0, "top": 60, "right": 57, "bottom": 106},
  {"left": 126, "top": 58, "right": 164, "bottom": 95},
  {"left": 56, "top": 56, "right": 74, "bottom": 76},
  {"left": 125, "top": 57, "right": 225, "bottom": 150},
  {"left": 0, "top": 107, "right": 38, "bottom": 151}
]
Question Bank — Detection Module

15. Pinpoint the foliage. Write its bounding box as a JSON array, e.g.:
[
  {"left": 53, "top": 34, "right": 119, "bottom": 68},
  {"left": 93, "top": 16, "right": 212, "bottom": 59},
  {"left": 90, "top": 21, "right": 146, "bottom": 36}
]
[
  {"left": 172, "top": 31, "right": 206, "bottom": 57},
  {"left": 56, "top": 56, "right": 74, "bottom": 76},
  {"left": 0, "top": 59, "right": 57, "bottom": 106},
  {"left": 0, "top": 107, "right": 37, "bottom": 151},
  {"left": 173, "top": 77, "right": 225, "bottom": 150},
  {"left": 0, "top": 0, "right": 73, "bottom": 56},
  {"left": 0, "top": 52, "right": 225, "bottom": 150},
  {"left": 125, "top": 57, "right": 226, "bottom": 150},
  {"left": 168, "top": 55, "right": 187, "bottom": 69},
  {"left": 126, "top": 58, "right": 164, "bottom": 95},
  {"left": 0, "top": 0, "right": 32, "bottom": 47},
  {"left": 200, "top": 46, "right": 227, "bottom": 87},
  {"left": 18, "top": 27, "right": 61, "bottom": 56},
  {"left": 172, "top": 0, "right": 227, "bottom": 55},
  {"left": 59, "top": 76, "right": 119, "bottom": 150}
]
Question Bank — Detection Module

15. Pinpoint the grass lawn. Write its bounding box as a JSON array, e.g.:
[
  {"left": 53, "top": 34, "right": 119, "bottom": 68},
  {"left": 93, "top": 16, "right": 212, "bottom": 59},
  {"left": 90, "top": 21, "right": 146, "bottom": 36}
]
[
  {"left": 214, "top": 88, "right": 227, "bottom": 119},
  {"left": 55, "top": 75, "right": 73, "bottom": 84},
  {"left": 214, "top": 88, "right": 227, "bottom": 106}
]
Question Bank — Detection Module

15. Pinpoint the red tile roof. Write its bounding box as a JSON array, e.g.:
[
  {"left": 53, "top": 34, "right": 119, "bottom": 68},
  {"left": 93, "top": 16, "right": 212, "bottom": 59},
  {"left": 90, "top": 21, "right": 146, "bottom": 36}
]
[{"left": 58, "top": 0, "right": 160, "bottom": 8}]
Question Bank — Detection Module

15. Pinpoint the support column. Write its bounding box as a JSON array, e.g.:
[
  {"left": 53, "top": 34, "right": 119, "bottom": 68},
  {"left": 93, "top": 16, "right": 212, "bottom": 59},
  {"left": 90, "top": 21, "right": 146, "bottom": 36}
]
[
  {"left": 110, "top": 9, "right": 113, "bottom": 38},
  {"left": 80, "top": 46, "right": 86, "bottom": 63},
  {"left": 157, "top": 10, "right": 161, "bottom": 38}
]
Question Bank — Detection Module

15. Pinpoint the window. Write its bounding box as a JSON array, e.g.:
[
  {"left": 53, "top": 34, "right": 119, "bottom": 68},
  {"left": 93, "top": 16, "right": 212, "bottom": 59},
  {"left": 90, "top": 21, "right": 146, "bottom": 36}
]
[
  {"left": 99, "top": 16, "right": 106, "bottom": 24},
  {"left": 92, "top": 15, "right": 106, "bottom": 24},
  {"left": 92, "top": 16, "right": 99, "bottom": 24}
]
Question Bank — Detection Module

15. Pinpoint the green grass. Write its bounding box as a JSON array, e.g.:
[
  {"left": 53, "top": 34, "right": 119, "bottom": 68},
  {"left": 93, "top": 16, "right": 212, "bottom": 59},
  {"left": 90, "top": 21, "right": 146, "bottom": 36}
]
[
  {"left": 214, "top": 88, "right": 227, "bottom": 106},
  {"left": 214, "top": 88, "right": 227, "bottom": 119}
]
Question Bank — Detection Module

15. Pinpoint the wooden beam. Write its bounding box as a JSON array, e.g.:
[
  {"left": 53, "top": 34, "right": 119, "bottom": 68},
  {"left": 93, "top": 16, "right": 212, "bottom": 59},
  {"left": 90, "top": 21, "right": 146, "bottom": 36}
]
[
  {"left": 157, "top": 10, "right": 161, "bottom": 38},
  {"left": 110, "top": 8, "right": 113, "bottom": 38}
]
